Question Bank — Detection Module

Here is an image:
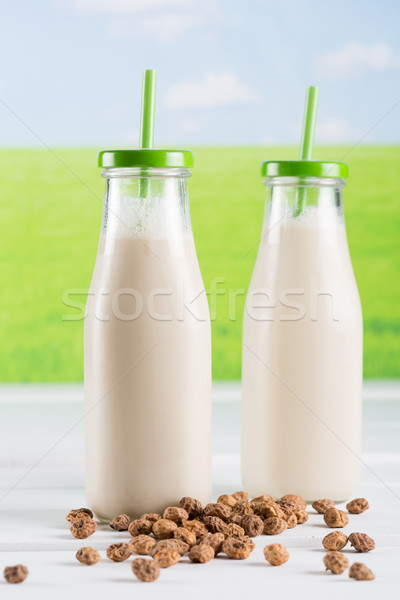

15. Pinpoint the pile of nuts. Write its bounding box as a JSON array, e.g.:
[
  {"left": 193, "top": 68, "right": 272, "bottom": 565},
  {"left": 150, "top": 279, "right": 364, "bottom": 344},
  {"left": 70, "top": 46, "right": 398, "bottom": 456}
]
[{"left": 3, "top": 492, "right": 375, "bottom": 584}]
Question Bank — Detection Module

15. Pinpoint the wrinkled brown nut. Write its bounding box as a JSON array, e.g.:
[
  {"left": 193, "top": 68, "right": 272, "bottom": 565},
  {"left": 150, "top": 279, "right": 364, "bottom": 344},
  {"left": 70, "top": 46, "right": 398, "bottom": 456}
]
[
  {"left": 280, "top": 494, "right": 306, "bottom": 510},
  {"left": 3, "top": 565, "right": 28, "bottom": 584},
  {"left": 203, "top": 503, "right": 232, "bottom": 520},
  {"left": 131, "top": 558, "right": 160, "bottom": 582},
  {"left": 150, "top": 539, "right": 189, "bottom": 557},
  {"left": 128, "top": 518, "right": 153, "bottom": 537},
  {"left": 140, "top": 513, "right": 160, "bottom": 523},
  {"left": 222, "top": 536, "right": 252, "bottom": 559},
  {"left": 253, "top": 501, "right": 284, "bottom": 519},
  {"left": 349, "top": 562, "right": 375, "bottom": 581},
  {"left": 174, "top": 527, "right": 197, "bottom": 547},
  {"left": 231, "top": 501, "right": 254, "bottom": 517},
  {"left": 263, "top": 544, "right": 289, "bottom": 566},
  {"left": 348, "top": 533, "right": 375, "bottom": 553},
  {"left": 217, "top": 494, "right": 237, "bottom": 508},
  {"left": 199, "top": 533, "right": 225, "bottom": 555},
  {"left": 251, "top": 494, "right": 275, "bottom": 503},
  {"left": 263, "top": 517, "right": 288, "bottom": 535},
  {"left": 76, "top": 547, "right": 101, "bottom": 565},
  {"left": 153, "top": 548, "right": 180, "bottom": 568},
  {"left": 346, "top": 498, "right": 369, "bottom": 514},
  {"left": 152, "top": 518, "right": 178, "bottom": 539},
  {"left": 324, "top": 508, "right": 349, "bottom": 528},
  {"left": 179, "top": 497, "right": 203, "bottom": 519},
  {"left": 184, "top": 519, "right": 208, "bottom": 538},
  {"left": 241, "top": 514, "right": 264, "bottom": 537},
  {"left": 106, "top": 542, "right": 132, "bottom": 562},
  {"left": 278, "top": 504, "right": 297, "bottom": 529},
  {"left": 323, "top": 551, "right": 350, "bottom": 574},
  {"left": 232, "top": 491, "right": 249, "bottom": 503},
  {"left": 294, "top": 509, "right": 308, "bottom": 524},
  {"left": 189, "top": 543, "right": 215, "bottom": 563},
  {"left": 163, "top": 506, "right": 189, "bottom": 525},
  {"left": 229, "top": 514, "right": 245, "bottom": 526},
  {"left": 130, "top": 534, "right": 157, "bottom": 556},
  {"left": 224, "top": 522, "right": 245, "bottom": 538},
  {"left": 322, "top": 531, "right": 348, "bottom": 551},
  {"left": 110, "top": 514, "right": 130, "bottom": 531},
  {"left": 70, "top": 516, "right": 97, "bottom": 539},
  {"left": 66, "top": 508, "right": 93, "bottom": 522},
  {"left": 312, "top": 499, "right": 335, "bottom": 514},
  {"left": 203, "top": 515, "right": 228, "bottom": 534}
]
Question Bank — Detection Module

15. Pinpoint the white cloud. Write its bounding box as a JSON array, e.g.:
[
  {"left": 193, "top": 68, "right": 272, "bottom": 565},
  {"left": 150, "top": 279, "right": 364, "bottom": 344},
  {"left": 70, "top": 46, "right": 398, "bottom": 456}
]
[
  {"left": 166, "top": 71, "right": 262, "bottom": 109},
  {"left": 316, "top": 42, "right": 400, "bottom": 79},
  {"left": 316, "top": 117, "right": 352, "bottom": 143},
  {"left": 71, "top": 0, "right": 194, "bottom": 14}
]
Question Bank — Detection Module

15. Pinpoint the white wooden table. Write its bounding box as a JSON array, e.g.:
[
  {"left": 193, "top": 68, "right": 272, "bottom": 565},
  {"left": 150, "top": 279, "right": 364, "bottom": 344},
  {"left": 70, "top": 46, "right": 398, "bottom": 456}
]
[{"left": 1, "top": 382, "right": 399, "bottom": 598}]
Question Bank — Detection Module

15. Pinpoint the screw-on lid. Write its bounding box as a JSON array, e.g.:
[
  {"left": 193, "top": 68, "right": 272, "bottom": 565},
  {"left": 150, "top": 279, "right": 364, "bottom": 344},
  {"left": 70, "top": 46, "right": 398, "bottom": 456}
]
[
  {"left": 98, "top": 148, "right": 194, "bottom": 169},
  {"left": 261, "top": 160, "right": 349, "bottom": 178}
]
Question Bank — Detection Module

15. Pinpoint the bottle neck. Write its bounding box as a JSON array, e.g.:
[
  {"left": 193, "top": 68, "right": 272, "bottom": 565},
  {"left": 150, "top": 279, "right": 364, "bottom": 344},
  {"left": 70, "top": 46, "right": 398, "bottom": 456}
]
[{"left": 101, "top": 168, "right": 192, "bottom": 240}]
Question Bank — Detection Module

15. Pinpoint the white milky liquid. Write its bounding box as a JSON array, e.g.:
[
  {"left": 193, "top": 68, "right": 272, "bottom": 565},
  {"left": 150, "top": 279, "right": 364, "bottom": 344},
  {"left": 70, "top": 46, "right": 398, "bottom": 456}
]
[
  {"left": 84, "top": 234, "right": 212, "bottom": 520},
  {"left": 242, "top": 211, "right": 363, "bottom": 500}
]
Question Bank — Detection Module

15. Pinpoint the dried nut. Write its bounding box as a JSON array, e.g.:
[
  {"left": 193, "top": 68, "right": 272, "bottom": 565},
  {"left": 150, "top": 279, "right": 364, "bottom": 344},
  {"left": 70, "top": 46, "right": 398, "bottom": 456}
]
[
  {"left": 131, "top": 558, "right": 160, "bottom": 582},
  {"left": 110, "top": 514, "right": 130, "bottom": 531},
  {"left": 152, "top": 518, "right": 178, "bottom": 539},
  {"left": 140, "top": 513, "right": 161, "bottom": 523},
  {"left": 222, "top": 536, "right": 252, "bottom": 559},
  {"left": 241, "top": 514, "right": 264, "bottom": 537},
  {"left": 179, "top": 497, "right": 203, "bottom": 519},
  {"left": 280, "top": 494, "right": 307, "bottom": 510},
  {"left": 66, "top": 508, "right": 93, "bottom": 522},
  {"left": 153, "top": 548, "right": 180, "bottom": 568},
  {"left": 128, "top": 518, "right": 153, "bottom": 537},
  {"left": 163, "top": 506, "right": 189, "bottom": 525},
  {"left": 203, "top": 503, "right": 232, "bottom": 520},
  {"left": 324, "top": 508, "right": 349, "bottom": 528},
  {"left": 263, "top": 544, "right": 289, "bottom": 566},
  {"left": 229, "top": 513, "right": 245, "bottom": 526},
  {"left": 70, "top": 516, "right": 97, "bottom": 539},
  {"left": 322, "top": 531, "right": 348, "bottom": 551},
  {"left": 150, "top": 539, "right": 189, "bottom": 557},
  {"left": 130, "top": 534, "right": 156, "bottom": 556},
  {"left": 231, "top": 502, "right": 254, "bottom": 517},
  {"left": 189, "top": 543, "right": 215, "bottom": 563},
  {"left": 231, "top": 491, "right": 249, "bottom": 503},
  {"left": 106, "top": 542, "right": 132, "bottom": 562},
  {"left": 224, "top": 523, "right": 245, "bottom": 538},
  {"left": 348, "top": 533, "right": 375, "bottom": 553},
  {"left": 217, "top": 494, "right": 238, "bottom": 508},
  {"left": 251, "top": 494, "right": 275, "bottom": 503},
  {"left": 3, "top": 565, "right": 28, "bottom": 584},
  {"left": 312, "top": 499, "right": 335, "bottom": 514},
  {"left": 293, "top": 509, "right": 308, "bottom": 524},
  {"left": 174, "top": 527, "right": 197, "bottom": 547},
  {"left": 279, "top": 504, "right": 297, "bottom": 528},
  {"left": 349, "top": 562, "right": 375, "bottom": 581},
  {"left": 253, "top": 501, "right": 284, "bottom": 519},
  {"left": 199, "top": 533, "right": 225, "bottom": 555},
  {"left": 346, "top": 498, "right": 369, "bottom": 514},
  {"left": 323, "top": 551, "right": 350, "bottom": 574},
  {"left": 76, "top": 547, "right": 101, "bottom": 565},
  {"left": 263, "top": 517, "right": 288, "bottom": 535},
  {"left": 203, "top": 515, "right": 228, "bottom": 534},
  {"left": 184, "top": 519, "right": 208, "bottom": 538}
]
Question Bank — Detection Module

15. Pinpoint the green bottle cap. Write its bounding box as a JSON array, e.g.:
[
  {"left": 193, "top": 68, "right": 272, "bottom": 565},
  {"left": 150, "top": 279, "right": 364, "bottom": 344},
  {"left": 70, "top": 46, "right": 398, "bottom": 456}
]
[
  {"left": 98, "top": 148, "right": 194, "bottom": 169},
  {"left": 261, "top": 160, "right": 349, "bottom": 179}
]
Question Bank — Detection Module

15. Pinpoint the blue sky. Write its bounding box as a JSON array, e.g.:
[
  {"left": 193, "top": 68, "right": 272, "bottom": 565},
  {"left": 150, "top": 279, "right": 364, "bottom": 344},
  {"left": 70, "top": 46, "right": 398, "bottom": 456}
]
[{"left": 0, "top": 0, "right": 399, "bottom": 147}]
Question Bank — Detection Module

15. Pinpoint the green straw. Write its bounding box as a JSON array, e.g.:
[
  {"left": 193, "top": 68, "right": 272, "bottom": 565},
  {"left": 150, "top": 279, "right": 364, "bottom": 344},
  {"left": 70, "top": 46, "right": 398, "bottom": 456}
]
[
  {"left": 295, "top": 86, "right": 319, "bottom": 216},
  {"left": 139, "top": 69, "right": 157, "bottom": 198}
]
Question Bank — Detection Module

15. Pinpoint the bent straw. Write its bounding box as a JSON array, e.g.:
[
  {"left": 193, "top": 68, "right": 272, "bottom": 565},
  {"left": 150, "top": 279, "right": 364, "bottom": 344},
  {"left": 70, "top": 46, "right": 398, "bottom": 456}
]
[
  {"left": 295, "top": 86, "right": 319, "bottom": 216},
  {"left": 139, "top": 69, "right": 157, "bottom": 198}
]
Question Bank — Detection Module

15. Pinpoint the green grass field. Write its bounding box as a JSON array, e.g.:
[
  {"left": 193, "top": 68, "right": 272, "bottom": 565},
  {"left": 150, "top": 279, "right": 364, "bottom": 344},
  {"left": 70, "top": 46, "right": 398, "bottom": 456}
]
[{"left": 0, "top": 146, "right": 399, "bottom": 381}]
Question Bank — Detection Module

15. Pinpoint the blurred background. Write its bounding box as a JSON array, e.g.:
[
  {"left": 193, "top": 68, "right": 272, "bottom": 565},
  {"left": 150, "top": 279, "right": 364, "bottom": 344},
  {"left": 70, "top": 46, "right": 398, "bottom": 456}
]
[{"left": 0, "top": 0, "right": 399, "bottom": 381}]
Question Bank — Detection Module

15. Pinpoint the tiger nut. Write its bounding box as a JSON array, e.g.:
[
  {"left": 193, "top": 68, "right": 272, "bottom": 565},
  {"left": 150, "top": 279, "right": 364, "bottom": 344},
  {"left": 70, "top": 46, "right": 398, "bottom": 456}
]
[
  {"left": 184, "top": 519, "right": 208, "bottom": 538},
  {"left": 323, "top": 551, "right": 349, "bottom": 574},
  {"left": 253, "top": 501, "right": 284, "bottom": 519},
  {"left": 348, "top": 532, "right": 375, "bottom": 553},
  {"left": 312, "top": 499, "right": 335, "bottom": 514},
  {"left": 150, "top": 539, "right": 189, "bottom": 557},
  {"left": 203, "top": 503, "right": 232, "bottom": 520},
  {"left": 152, "top": 518, "right": 178, "bottom": 539},
  {"left": 106, "top": 542, "right": 132, "bottom": 562},
  {"left": 263, "top": 544, "right": 289, "bottom": 566},
  {"left": 179, "top": 497, "right": 203, "bottom": 518},
  {"left": 349, "top": 562, "right": 375, "bottom": 581},
  {"left": 280, "top": 494, "right": 307, "bottom": 510},
  {"left": 199, "top": 533, "right": 225, "bottom": 555},
  {"left": 263, "top": 517, "right": 288, "bottom": 535},
  {"left": 251, "top": 494, "right": 275, "bottom": 503},
  {"left": 163, "top": 506, "right": 189, "bottom": 525},
  {"left": 174, "top": 527, "right": 197, "bottom": 547},
  {"left": 324, "top": 508, "right": 349, "bottom": 528},
  {"left": 3, "top": 565, "right": 29, "bottom": 584},
  {"left": 241, "top": 514, "right": 264, "bottom": 537},
  {"left": 131, "top": 558, "right": 160, "bottom": 582},
  {"left": 293, "top": 509, "right": 308, "bottom": 524},
  {"left": 76, "top": 547, "right": 101, "bottom": 565},
  {"left": 203, "top": 515, "right": 228, "bottom": 534},
  {"left": 222, "top": 536, "right": 252, "bottom": 559},
  {"left": 231, "top": 491, "right": 249, "bottom": 503},
  {"left": 110, "top": 514, "right": 130, "bottom": 531},
  {"left": 70, "top": 516, "right": 97, "bottom": 539},
  {"left": 153, "top": 548, "right": 180, "bottom": 568},
  {"left": 217, "top": 494, "right": 237, "bottom": 508},
  {"left": 128, "top": 518, "right": 153, "bottom": 537},
  {"left": 279, "top": 504, "right": 297, "bottom": 529},
  {"left": 346, "top": 498, "right": 369, "bottom": 514},
  {"left": 189, "top": 543, "right": 215, "bottom": 563},
  {"left": 66, "top": 508, "right": 93, "bottom": 522},
  {"left": 322, "top": 531, "right": 348, "bottom": 551},
  {"left": 140, "top": 512, "right": 160, "bottom": 523},
  {"left": 130, "top": 534, "right": 157, "bottom": 556}
]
